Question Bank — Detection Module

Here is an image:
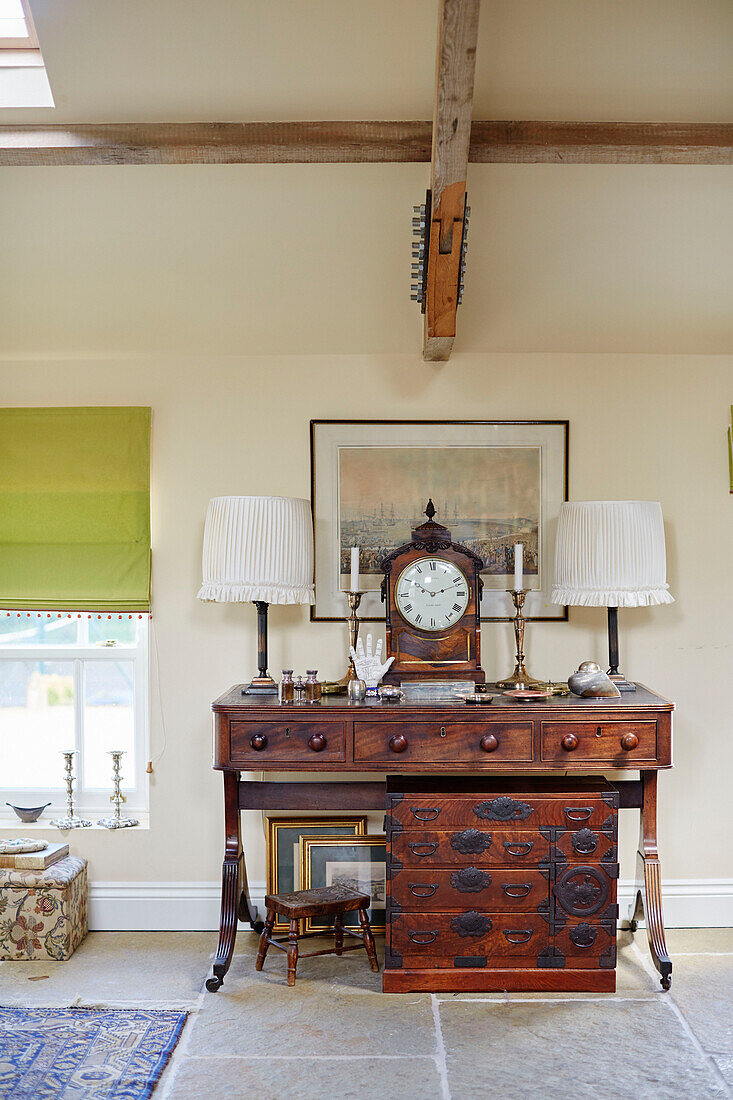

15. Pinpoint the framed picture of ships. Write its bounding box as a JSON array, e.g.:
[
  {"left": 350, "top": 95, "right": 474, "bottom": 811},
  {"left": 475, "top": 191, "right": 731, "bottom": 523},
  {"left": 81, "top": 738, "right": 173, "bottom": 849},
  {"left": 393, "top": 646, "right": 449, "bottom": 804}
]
[{"left": 310, "top": 419, "right": 568, "bottom": 623}]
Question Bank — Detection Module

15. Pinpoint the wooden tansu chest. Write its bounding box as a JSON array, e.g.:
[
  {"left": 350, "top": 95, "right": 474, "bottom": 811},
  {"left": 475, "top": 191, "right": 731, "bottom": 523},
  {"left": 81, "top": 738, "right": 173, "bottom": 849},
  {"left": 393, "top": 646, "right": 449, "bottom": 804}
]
[{"left": 384, "top": 777, "right": 619, "bottom": 993}]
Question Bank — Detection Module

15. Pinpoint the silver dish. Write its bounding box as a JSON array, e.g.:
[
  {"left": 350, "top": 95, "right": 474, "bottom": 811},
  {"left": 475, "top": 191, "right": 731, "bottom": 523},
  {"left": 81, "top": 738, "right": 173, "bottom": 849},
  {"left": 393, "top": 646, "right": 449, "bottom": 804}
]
[{"left": 6, "top": 801, "right": 52, "bottom": 823}]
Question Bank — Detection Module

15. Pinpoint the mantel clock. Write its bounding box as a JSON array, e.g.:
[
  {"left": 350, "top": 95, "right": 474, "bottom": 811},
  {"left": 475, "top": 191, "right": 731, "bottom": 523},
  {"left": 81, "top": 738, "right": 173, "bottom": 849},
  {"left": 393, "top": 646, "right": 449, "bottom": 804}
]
[{"left": 380, "top": 500, "right": 485, "bottom": 683}]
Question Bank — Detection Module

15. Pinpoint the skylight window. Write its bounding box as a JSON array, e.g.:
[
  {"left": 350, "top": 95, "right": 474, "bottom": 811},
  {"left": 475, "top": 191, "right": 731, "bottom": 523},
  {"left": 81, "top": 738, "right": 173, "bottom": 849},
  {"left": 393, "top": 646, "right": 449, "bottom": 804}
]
[
  {"left": 0, "top": 0, "right": 37, "bottom": 48},
  {"left": 0, "top": 0, "right": 53, "bottom": 107}
]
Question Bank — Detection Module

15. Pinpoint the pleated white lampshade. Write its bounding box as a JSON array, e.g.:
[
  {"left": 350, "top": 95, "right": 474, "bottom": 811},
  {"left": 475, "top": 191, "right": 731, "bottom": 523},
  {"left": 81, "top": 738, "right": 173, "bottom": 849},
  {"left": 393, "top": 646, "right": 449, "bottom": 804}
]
[
  {"left": 197, "top": 496, "right": 315, "bottom": 605},
  {"left": 552, "top": 501, "right": 674, "bottom": 608}
]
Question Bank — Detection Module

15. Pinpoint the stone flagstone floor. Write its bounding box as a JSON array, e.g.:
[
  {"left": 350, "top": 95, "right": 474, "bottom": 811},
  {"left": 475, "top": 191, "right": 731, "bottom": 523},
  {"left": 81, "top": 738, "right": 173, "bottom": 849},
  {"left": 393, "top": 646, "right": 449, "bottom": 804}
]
[{"left": 1, "top": 928, "right": 732, "bottom": 1099}]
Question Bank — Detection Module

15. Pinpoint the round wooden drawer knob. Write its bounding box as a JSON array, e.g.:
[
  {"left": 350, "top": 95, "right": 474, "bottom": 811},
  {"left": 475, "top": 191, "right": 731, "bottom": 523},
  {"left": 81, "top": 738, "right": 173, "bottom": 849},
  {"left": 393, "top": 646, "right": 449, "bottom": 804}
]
[
  {"left": 561, "top": 733, "right": 579, "bottom": 752},
  {"left": 479, "top": 734, "right": 499, "bottom": 753},
  {"left": 250, "top": 733, "right": 268, "bottom": 751},
  {"left": 621, "top": 732, "right": 639, "bottom": 751},
  {"left": 308, "top": 733, "right": 327, "bottom": 752},
  {"left": 389, "top": 733, "right": 409, "bottom": 753}
]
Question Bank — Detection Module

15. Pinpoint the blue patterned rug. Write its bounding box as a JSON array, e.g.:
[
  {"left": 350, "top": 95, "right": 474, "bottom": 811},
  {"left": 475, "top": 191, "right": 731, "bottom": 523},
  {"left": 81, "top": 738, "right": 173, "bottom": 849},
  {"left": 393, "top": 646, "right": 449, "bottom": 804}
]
[{"left": 0, "top": 1007, "right": 187, "bottom": 1099}]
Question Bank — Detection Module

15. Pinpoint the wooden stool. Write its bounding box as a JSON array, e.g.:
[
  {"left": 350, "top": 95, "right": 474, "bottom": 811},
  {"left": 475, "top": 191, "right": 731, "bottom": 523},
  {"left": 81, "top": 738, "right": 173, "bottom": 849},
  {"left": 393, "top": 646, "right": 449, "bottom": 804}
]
[{"left": 255, "top": 885, "right": 380, "bottom": 986}]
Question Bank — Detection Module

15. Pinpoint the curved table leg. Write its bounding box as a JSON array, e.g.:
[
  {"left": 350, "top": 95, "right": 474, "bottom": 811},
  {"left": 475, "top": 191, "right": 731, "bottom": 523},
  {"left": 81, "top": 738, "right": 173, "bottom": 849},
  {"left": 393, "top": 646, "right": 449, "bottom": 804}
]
[
  {"left": 207, "top": 771, "right": 260, "bottom": 992},
  {"left": 629, "top": 771, "right": 672, "bottom": 991}
]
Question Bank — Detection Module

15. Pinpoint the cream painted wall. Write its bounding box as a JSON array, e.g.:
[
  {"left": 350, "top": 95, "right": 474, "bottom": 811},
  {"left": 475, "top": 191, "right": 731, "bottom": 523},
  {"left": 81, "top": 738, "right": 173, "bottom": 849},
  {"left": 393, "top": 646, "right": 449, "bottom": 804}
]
[{"left": 1, "top": 352, "right": 732, "bottom": 891}]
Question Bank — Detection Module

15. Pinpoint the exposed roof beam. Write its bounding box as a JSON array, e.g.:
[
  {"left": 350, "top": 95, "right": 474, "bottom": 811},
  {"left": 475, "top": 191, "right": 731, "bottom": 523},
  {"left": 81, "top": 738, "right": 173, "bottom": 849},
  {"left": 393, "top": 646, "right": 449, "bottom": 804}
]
[
  {"left": 1, "top": 121, "right": 731, "bottom": 166},
  {"left": 422, "top": 0, "right": 481, "bottom": 362}
]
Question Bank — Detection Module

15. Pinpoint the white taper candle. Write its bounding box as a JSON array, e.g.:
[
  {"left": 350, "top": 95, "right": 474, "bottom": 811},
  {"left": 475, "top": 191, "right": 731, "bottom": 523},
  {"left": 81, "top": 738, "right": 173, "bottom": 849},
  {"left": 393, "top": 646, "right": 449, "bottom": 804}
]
[
  {"left": 350, "top": 546, "right": 360, "bottom": 591},
  {"left": 514, "top": 543, "right": 524, "bottom": 591}
]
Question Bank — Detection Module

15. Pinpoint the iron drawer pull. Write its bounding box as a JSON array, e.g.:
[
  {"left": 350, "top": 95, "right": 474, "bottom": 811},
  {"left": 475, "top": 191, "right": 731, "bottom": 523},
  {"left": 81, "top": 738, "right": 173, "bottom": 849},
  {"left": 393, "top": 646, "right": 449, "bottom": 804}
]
[
  {"left": 408, "top": 883, "right": 438, "bottom": 898},
  {"left": 410, "top": 807, "right": 440, "bottom": 822},
  {"left": 564, "top": 807, "right": 592, "bottom": 822},
  {"left": 408, "top": 841, "right": 439, "bottom": 857},
  {"left": 503, "top": 929, "right": 534, "bottom": 944},
  {"left": 503, "top": 841, "right": 533, "bottom": 857},
  {"left": 502, "top": 883, "right": 532, "bottom": 898},
  {"left": 408, "top": 930, "right": 438, "bottom": 945}
]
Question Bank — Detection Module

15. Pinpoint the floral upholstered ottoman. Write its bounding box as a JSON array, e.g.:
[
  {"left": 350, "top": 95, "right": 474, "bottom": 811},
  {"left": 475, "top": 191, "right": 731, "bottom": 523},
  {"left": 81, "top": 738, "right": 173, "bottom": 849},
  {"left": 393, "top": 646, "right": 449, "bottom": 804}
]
[{"left": 0, "top": 856, "right": 88, "bottom": 961}]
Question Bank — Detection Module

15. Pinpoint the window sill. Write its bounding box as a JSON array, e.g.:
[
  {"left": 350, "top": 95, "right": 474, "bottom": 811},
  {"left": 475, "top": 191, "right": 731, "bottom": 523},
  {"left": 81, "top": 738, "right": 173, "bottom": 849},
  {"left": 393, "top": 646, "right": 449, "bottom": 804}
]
[{"left": 0, "top": 812, "right": 150, "bottom": 832}]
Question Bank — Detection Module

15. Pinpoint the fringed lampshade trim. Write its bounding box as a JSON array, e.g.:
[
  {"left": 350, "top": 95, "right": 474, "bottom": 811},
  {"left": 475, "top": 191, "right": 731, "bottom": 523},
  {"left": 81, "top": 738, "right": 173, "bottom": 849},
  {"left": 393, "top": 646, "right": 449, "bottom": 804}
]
[
  {"left": 197, "top": 582, "right": 314, "bottom": 604},
  {"left": 551, "top": 586, "right": 674, "bottom": 608}
]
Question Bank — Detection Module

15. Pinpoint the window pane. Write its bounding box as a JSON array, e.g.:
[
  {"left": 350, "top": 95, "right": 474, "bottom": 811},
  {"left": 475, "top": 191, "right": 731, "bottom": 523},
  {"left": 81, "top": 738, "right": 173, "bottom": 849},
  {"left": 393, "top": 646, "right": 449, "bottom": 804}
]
[
  {"left": 0, "top": 660, "right": 75, "bottom": 787},
  {"left": 89, "top": 617, "right": 139, "bottom": 646},
  {"left": 0, "top": 1, "right": 26, "bottom": 18},
  {"left": 0, "top": 614, "right": 79, "bottom": 646},
  {"left": 83, "top": 661, "right": 135, "bottom": 788}
]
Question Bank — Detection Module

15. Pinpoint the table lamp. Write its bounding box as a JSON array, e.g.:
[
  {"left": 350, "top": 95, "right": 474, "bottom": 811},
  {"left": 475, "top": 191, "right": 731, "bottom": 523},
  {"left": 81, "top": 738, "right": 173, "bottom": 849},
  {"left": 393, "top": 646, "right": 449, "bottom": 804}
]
[
  {"left": 198, "top": 496, "right": 315, "bottom": 694},
  {"left": 551, "top": 500, "right": 673, "bottom": 691}
]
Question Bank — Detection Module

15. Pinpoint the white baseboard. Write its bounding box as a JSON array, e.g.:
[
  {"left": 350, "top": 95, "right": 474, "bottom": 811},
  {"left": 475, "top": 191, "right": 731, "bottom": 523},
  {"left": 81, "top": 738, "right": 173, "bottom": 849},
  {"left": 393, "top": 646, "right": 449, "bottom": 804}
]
[{"left": 88, "top": 879, "right": 733, "bottom": 932}]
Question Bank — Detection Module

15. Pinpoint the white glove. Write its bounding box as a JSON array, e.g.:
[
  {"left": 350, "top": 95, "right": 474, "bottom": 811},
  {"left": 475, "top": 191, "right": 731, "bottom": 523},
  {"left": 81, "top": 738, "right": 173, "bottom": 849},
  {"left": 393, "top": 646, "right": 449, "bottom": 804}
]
[{"left": 350, "top": 634, "right": 394, "bottom": 694}]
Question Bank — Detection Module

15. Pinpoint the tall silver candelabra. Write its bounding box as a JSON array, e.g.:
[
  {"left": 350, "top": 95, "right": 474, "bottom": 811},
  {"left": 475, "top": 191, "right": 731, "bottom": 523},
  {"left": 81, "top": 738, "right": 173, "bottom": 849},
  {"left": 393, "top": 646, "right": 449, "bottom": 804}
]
[
  {"left": 98, "top": 750, "right": 139, "bottom": 829},
  {"left": 50, "top": 750, "right": 92, "bottom": 829}
]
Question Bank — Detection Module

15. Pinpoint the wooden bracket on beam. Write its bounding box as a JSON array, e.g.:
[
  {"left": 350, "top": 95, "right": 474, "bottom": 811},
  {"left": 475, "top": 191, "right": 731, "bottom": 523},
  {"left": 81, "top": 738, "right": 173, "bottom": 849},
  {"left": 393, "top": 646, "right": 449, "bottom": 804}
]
[
  {"left": 424, "top": 179, "right": 466, "bottom": 358},
  {"left": 423, "top": 0, "right": 481, "bottom": 362}
]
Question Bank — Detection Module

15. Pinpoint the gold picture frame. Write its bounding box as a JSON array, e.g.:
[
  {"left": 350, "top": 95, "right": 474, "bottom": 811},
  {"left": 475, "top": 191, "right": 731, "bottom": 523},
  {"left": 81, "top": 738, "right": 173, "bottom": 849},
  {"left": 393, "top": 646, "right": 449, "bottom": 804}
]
[
  {"left": 266, "top": 816, "right": 367, "bottom": 934},
  {"left": 299, "top": 834, "right": 387, "bottom": 933}
]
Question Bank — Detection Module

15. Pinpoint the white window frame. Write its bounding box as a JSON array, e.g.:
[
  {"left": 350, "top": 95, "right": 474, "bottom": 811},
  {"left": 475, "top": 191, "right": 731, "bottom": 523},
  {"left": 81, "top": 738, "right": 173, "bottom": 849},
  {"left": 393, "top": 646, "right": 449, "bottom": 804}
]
[{"left": 0, "top": 615, "right": 149, "bottom": 817}]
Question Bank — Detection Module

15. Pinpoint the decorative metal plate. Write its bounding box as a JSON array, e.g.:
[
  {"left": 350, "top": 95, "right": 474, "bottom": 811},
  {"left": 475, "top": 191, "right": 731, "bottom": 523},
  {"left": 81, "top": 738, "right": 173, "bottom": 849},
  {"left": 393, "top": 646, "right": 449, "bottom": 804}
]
[
  {"left": 449, "top": 829, "right": 492, "bottom": 855},
  {"left": 473, "top": 796, "right": 534, "bottom": 822},
  {"left": 568, "top": 922, "right": 599, "bottom": 948},
  {"left": 553, "top": 865, "right": 610, "bottom": 918},
  {"left": 571, "top": 827, "right": 599, "bottom": 855},
  {"left": 450, "top": 911, "right": 492, "bottom": 938},
  {"left": 450, "top": 866, "right": 492, "bottom": 893}
]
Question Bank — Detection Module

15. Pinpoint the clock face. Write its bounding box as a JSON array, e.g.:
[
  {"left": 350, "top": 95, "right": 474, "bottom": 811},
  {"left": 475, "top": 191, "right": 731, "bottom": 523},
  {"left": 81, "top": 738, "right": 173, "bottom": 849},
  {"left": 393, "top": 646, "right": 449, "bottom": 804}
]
[{"left": 395, "top": 557, "right": 470, "bottom": 632}]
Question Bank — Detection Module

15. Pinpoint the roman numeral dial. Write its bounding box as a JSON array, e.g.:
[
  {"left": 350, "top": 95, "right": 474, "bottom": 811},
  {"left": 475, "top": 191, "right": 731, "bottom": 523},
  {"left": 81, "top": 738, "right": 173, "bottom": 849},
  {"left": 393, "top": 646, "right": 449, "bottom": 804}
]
[{"left": 395, "top": 557, "right": 470, "bottom": 632}]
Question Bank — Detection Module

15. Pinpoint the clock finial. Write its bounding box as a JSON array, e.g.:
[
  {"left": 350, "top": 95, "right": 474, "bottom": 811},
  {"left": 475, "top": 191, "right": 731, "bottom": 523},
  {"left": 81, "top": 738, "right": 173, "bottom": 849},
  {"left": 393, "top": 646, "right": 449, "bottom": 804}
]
[{"left": 425, "top": 499, "right": 436, "bottom": 521}]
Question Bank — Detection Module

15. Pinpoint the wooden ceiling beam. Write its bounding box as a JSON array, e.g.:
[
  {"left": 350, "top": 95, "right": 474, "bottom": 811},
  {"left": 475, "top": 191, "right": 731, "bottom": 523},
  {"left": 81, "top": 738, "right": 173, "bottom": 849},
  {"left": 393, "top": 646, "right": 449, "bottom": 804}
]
[
  {"left": 1, "top": 121, "right": 731, "bottom": 166},
  {"left": 423, "top": 0, "right": 481, "bottom": 361}
]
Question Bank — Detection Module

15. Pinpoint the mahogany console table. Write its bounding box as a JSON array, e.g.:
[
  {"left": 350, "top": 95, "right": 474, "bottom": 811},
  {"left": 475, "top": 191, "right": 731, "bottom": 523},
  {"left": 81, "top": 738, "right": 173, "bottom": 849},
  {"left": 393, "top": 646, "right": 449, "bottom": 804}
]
[{"left": 207, "top": 684, "right": 673, "bottom": 993}]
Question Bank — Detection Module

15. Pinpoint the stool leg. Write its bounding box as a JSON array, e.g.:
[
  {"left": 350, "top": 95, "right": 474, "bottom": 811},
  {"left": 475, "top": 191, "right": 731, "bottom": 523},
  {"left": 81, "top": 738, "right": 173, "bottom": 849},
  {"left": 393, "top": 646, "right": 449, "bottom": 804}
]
[
  {"left": 333, "top": 913, "right": 344, "bottom": 956},
  {"left": 358, "top": 908, "right": 380, "bottom": 972},
  {"left": 255, "top": 909, "right": 275, "bottom": 971},
  {"left": 287, "top": 919, "right": 299, "bottom": 986}
]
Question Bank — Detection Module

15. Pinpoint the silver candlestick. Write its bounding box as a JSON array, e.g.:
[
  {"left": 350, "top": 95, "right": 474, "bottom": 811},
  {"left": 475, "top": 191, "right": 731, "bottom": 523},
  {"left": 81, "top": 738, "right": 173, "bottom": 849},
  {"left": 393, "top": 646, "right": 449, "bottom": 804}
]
[
  {"left": 50, "top": 750, "right": 92, "bottom": 829},
  {"left": 496, "top": 589, "right": 544, "bottom": 689},
  {"left": 98, "top": 750, "right": 139, "bottom": 829}
]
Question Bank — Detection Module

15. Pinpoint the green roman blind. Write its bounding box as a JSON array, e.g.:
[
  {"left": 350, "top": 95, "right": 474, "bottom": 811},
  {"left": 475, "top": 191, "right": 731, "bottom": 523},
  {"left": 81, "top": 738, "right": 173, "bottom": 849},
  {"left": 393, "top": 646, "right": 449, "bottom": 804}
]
[{"left": 0, "top": 407, "right": 151, "bottom": 611}]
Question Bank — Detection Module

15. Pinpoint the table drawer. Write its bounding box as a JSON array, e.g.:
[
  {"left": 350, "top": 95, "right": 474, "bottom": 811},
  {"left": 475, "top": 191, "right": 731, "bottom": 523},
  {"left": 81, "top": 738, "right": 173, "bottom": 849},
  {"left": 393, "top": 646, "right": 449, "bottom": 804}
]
[
  {"left": 229, "top": 720, "right": 346, "bottom": 764},
  {"left": 389, "top": 867, "right": 550, "bottom": 913},
  {"left": 355, "top": 721, "right": 532, "bottom": 764},
  {"left": 540, "top": 721, "right": 657, "bottom": 764},
  {"left": 390, "top": 912, "right": 549, "bottom": 959},
  {"left": 390, "top": 828, "right": 549, "bottom": 867},
  {"left": 388, "top": 794, "right": 615, "bottom": 831}
]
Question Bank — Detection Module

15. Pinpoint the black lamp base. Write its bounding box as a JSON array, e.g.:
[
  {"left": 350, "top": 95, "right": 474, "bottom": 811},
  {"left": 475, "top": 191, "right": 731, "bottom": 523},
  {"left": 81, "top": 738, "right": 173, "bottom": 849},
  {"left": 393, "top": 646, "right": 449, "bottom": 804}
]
[
  {"left": 240, "top": 600, "right": 279, "bottom": 696},
  {"left": 607, "top": 607, "right": 636, "bottom": 692},
  {"left": 243, "top": 676, "right": 278, "bottom": 695},
  {"left": 608, "top": 673, "right": 636, "bottom": 693}
]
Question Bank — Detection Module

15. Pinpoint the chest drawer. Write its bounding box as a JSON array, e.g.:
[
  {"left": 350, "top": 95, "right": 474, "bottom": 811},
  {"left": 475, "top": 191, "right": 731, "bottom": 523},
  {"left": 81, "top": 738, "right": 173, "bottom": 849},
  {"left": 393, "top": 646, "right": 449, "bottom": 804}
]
[
  {"left": 388, "top": 793, "right": 615, "bottom": 831},
  {"left": 391, "top": 911, "right": 549, "bottom": 960},
  {"left": 540, "top": 721, "right": 657, "bottom": 764},
  {"left": 355, "top": 721, "right": 532, "bottom": 764},
  {"left": 390, "top": 827, "right": 549, "bottom": 867},
  {"left": 389, "top": 866, "right": 550, "bottom": 913},
  {"left": 229, "top": 720, "right": 346, "bottom": 765}
]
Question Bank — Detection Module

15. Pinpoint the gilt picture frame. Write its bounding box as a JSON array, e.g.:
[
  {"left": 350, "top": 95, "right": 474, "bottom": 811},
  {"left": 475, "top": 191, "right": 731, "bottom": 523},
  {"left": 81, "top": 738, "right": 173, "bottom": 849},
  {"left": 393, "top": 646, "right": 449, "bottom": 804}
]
[
  {"left": 310, "top": 419, "right": 569, "bottom": 622},
  {"left": 266, "top": 816, "right": 367, "bottom": 934},
  {"left": 299, "top": 835, "right": 387, "bottom": 933}
]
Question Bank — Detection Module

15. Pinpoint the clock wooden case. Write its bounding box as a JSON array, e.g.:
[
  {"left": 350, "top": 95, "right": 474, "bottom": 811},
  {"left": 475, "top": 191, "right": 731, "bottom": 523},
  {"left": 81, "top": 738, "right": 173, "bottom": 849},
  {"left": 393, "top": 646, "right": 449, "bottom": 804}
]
[{"left": 380, "top": 502, "right": 485, "bottom": 684}]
